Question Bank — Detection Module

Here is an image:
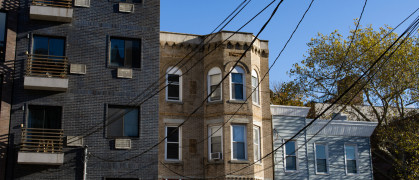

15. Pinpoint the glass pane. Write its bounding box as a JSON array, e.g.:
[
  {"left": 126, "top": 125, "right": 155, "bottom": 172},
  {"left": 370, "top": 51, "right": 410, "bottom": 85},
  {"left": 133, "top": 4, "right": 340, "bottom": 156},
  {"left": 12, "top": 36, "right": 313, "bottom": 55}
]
[
  {"left": 210, "top": 74, "right": 221, "bottom": 85},
  {"left": 107, "top": 107, "right": 124, "bottom": 137},
  {"left": 44, "top": 106, "right": 62, "bottom": 129},
  {"left": 316, "top": 144, "right": 326, "bottom": 159},
  {"left": 123, "top": 108, "right": 138, "bottom": 137},
  {"left": 347, "top": 160, "right": 357, "bottom": 173},
  {"left": 33, "top": 36, "right": 49, "bottom": 55},
  {"left": 253, "top": 128, "right": 259, "bottom": 144},
  {"left": 285, "top": 141, "right": 296, "bottom": 156},
  {"left": 49, "top": 38, "right": 65, "bottom": 56},
  {"left": 234, "top": 84, "right": 243, "bottom": 99},
  {"left": 345, "top": 146, "right": 356, "bottom": 160},
  {"left": 28, "top": 106, "right": 46, "bottom": 128},
  {"left": 286, "top": 156, "right": 297, "bottom": 170},
  {"left": 166, "top": 127, "right": 179, "bottom": 142},
  {"left": 0, "top": 12, "right": 5, "bottom": 43},
  {"left": 110, "top": 38, "right": 125, "bottom": 66},
  {"left": 316, "top": 159, "right": 327, "bottom": 173},
  {"left": 167, "top": 84, "right": 179, "bottom": 100},
  {"left": 28, "top": 106, "right": 61, "bottom": 129},
  {"left": 252, "top": 76, "right": 257, "bottom": 87},
  {"left": 167, "top": 74, "right": 179, "bottom": 83},
  {"left": 210, "top": 85, "right": 221, "bottom": 100},
  {"left": 166, "top": 143, "right": 179, "bottom": 159},
  {"left": 211, "top": 136, "right": 221, "bottom": 153},
  {"left": 232, "top": 73, "right": 242, "bottom": 83},
  {"left": 233, "top": 125, "right": 245, "bottom": 142},
  {"left": 233, "top": 142, "right": 245, "bottom": 159},
  {"left": 130, "top": 40, "right": 141, "bottom": 68},
  {"left": 210, "top": 126, "right": 222, "bottom": 137},
  {"left": 254, "top": 144, "right": 260, "bottom": 161}
]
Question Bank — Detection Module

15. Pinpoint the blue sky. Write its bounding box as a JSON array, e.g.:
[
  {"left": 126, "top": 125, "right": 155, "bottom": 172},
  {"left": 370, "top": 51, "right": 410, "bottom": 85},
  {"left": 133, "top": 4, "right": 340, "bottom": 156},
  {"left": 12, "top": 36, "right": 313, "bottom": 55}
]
[{"left": 161, "top": 0, "right": 419, "bottom": 86}]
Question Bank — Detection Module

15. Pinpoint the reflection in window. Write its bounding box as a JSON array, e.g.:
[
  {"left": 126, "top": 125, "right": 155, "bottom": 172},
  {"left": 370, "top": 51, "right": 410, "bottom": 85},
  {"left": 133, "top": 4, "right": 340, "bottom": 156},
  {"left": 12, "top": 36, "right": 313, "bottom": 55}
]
[
  {"left": 285, "top": 140, "right": 297, "bottom": 171},
  {"left": 315, "top": 144, "right": 328, "bottom": 173},
  {"left": 232, "top": 125, "right": 246, "bottom": 160},
  {"left": 28, "top": 105, "right": 62, "bottom": 129},
  {"left": 231, "top": 66, "right": 245, "bottom": 100},
  {"left": 33, "top": 36, "right": 65, "bottom": 56},
  {"left": 345, "top": 145, "right": 357, "bottom": 174},
  {"left": 110, "top": 38, "right": 140, "bottom": 68},
  {"left": 208, "top": 67, "right": 222, "bottom": 101},
  {"left": 253, "top": 126, "right": 261, "bottom": 162},
  {"left": 107, "top": 105, "right": 139, "bottom": 137},
  {"left": 251, "top": 70, "right": 259, "bottom": 104},
  {"left": 209, "top": 126, "right": 222, "bottom": 160}
]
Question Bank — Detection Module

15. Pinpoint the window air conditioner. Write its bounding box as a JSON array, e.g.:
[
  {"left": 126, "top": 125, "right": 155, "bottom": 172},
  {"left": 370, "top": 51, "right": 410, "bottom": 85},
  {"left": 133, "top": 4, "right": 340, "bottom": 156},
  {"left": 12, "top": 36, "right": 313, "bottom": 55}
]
[
  {"left": 66, "top": 136, "right": 84, "bottom": 147},
  {"left": 117, "top": 68, "right": 133, "bottom": 79},
  {"left": 70, "top": 64, "right": 87, "bottom": 74},
  {"left": 211, "top": 152, "right": 222, "bottom": 160},
  {"left": 115, "top": 139, "right": 131, "bottom": 149},
  {"left": 119, "top": 2, "right": 134, "bottom": 13},
  {"left": 74, "top": 0, "right": 90, "bottom": 7}
]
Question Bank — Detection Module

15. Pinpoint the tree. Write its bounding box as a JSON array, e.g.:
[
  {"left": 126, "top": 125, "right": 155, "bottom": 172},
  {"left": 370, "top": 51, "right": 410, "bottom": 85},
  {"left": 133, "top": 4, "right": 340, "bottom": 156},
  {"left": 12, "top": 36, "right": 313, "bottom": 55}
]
[
  {"left": 270, "top": 81, "right": 305, "bottom": 106},
  {"left": 289, "top": 25, "right": 419, "bottom": 179}
]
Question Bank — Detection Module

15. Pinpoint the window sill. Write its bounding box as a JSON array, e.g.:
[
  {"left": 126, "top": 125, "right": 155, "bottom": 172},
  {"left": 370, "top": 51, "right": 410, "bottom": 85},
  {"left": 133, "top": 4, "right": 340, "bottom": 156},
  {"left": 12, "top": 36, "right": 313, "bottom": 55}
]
[
  {"left": 252, "top": 103, "right": 261, "bottom": 108},
  {"left": 207, "top": 100, "right": 223, "bottom": 105},
  {"left": 207, "top": 159, "right": 224, "bottom": 164},
  {"left": 164, "top": 160, "right": 183, "bottom": 165},
  {"left": 227, "top": 100, "right": 246, "bottom": 104},
  {"left": 228, "top": 160, "right": 249, "bottom": 164},
  {"left": 315, "top": 172, "right": 329, "bottom": 175},
  {"left": 166, "top": 100, "right": 183, "bottom": 104},
  {"left": 284, "top": 170, "right": 299, "bottom": 173}
]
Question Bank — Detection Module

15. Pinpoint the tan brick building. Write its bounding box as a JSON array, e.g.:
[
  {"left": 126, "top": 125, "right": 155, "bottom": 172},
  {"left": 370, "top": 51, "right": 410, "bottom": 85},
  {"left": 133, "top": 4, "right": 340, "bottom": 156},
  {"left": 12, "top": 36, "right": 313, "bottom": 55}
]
[{"left": 159, "top": 31, "right": 273, "bottom": 179}]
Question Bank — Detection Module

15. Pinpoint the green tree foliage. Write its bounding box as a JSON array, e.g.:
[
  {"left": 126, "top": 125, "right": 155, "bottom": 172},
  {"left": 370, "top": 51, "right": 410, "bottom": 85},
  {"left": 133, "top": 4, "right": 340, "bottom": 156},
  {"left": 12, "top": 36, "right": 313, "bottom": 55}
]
[
  {"left": 289, "top": 25, "right": 419, "bottom": 179},
  {"left": 270, "top": 81, "right": 305, "bottom": 106}
]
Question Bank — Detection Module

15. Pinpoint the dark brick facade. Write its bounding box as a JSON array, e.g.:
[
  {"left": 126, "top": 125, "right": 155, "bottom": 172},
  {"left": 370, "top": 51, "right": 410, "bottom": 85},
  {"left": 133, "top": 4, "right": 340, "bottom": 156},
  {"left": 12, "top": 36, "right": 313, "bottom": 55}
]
[{"left": 6, "top": 0, "right": 160, "bottom": 179}]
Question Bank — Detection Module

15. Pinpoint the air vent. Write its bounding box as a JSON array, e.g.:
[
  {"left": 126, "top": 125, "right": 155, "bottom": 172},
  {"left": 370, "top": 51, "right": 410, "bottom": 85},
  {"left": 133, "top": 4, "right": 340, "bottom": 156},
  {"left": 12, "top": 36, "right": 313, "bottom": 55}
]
[
  {"left": 115, "top": 139, "right": 131, "bottom": 149},
  {"left": 117, "top": 68, "right": 132, "bottom": 79},
  {"left": 210, "top": 152, "right": 221, "bottom": 160},
  {"left": 70, "top": 64, "right": 87, "bottom": 74},
  {"left": 66, "top": 136, "right": 83, "bottom": 147},
  {"left": 119, "top": 2, "right": 134, "bottom": 13},
  {"left": 74, "top": 0, "right": 90, "bottom": 7}
]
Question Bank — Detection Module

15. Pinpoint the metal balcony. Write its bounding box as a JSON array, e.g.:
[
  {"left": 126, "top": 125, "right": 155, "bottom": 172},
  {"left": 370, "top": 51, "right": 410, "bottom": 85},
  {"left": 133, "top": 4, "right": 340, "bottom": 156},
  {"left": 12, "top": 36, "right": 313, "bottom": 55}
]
[
  {"left": 24, "top": 54, "right": 69, "bottom": 91},
  {"left": 30, "top": 0, "right": 73, "bottom": 22}
]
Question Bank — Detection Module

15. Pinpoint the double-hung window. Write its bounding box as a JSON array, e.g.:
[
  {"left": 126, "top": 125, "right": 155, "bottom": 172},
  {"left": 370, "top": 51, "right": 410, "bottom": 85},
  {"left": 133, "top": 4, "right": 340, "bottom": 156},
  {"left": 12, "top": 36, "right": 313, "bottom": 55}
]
[
  {"left": 251, "top": 70, "right": 259, "bottom": 105},
  {"left": 165, "top": 126, "right": 181, "bottom": 160},
  {"left": 284, "top": 140, "right": 297, "bottom": 171},
  {"left": 231, "top": 66, "right": 245, "bottom": 100},
  {"left": 208, "top": 67, "right": 222, "bottom": 101},
  {"left": 231, "top": 125, "right": 247, "bottom": 160},
  {"left": 107, "top": 105, "right": 139, "bottom": 137},
  {"left": 166, "top": 67, "right": 182, "bottom": 101},
  {"left": 208, "top": 126, "right": 222, "bottom": 160},
  {"left": 345, "top": 144, "right": 358, "bottom": 174},
  {"left": 253, "top": 126, "right": 261, "bottom": 162},
  {"left": 315, "top": 143, "right": 328, "bottom": 174},
  {"left": 110, "top": 37, "right": 141, "bottom": 68}
]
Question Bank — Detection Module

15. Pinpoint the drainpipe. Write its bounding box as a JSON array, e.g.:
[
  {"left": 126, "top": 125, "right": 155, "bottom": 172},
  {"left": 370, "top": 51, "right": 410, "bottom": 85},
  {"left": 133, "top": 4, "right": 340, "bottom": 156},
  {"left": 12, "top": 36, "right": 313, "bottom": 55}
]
[{"left": 83, "top": 145, "right": 88, "bottom": 180}]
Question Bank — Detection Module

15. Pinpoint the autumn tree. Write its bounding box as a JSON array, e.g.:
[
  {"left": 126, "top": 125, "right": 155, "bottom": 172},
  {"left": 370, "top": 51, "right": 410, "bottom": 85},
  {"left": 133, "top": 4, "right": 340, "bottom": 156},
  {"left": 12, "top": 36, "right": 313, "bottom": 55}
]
[
  {"left": 289, "top": 25, "right": 419, "bottom": 179},
  {"left": 270, "top": 81, "right": 305, "bottom": 106}
]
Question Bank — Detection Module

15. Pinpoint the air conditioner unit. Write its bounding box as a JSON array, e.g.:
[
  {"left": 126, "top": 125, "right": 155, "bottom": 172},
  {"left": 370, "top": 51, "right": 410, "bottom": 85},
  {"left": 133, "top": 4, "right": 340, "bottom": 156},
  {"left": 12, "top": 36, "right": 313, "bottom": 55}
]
[
  {"left": 70, "top": 64, "right": 87, "bottom": 74},
  {"left": 211, "top": 152, "right": 222, "bottom": 160},
  {"left": 74, "top": 0, "right": 90, "bottom": 7},
  {"left": 117, "top": 68, "right": 132, "bottom": 79},
  {"left": 119, "top": 2, "right": 134, "bottom": 13},
  {"left": 66, "top": 136, "right": 83, "bottom": 147},
  {"left": 115, "top": 139, "right": 131, "bottom": 149}
]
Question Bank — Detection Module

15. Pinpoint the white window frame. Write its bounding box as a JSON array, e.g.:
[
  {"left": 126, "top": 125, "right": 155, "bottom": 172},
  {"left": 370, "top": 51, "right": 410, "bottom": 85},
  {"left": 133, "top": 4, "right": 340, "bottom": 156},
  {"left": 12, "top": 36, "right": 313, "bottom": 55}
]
[
  {"left": 314, "top": 143, "right": 329, "bottom": 174},
  {"left": 208, "top": 125, "right": 223, "bottom": 161},
  {"left": 253, "top": 126, "right": 261, "bottom": 163},
  {"left": 164, "top": 126, "right": 182, "bottom": 161},
  {"left": 166, "top": 67, "right": 182, "bottom": 102},
  {"left": 230, "top": 66, "right": 245, "bottom": 101},
  {"left": 283, "top": 139, "right": 298, "bottom": 172},
  {"left": 207, "top": 67, "right": 222, "bottom": 102},
  {"left": 344, "top": 144, "right": 359, "bottom": 175},
  {"left": 231, "top": 124, "right": 247, "bottom": 161},
  {"left": 251, "top": 70, "right": 260, "bottom": 105}
]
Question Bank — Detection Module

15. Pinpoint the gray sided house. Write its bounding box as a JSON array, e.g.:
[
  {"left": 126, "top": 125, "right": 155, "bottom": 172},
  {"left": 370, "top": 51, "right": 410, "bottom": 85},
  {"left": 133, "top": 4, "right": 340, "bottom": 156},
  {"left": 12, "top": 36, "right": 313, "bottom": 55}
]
[
  {"left": 271, "top": 105, "right": 377, "bottom": 180},
  {"left": 6, "top": 0, "right": 159, "bottom": 179}
]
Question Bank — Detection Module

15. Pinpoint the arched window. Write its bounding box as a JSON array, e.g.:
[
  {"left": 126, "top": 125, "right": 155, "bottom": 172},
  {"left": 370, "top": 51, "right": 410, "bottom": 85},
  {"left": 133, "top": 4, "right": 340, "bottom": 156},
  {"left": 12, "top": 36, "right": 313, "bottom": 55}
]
[
  {"left": 230, "top": 66, "right": 245, "bottom": 100},
  {"left": 166, "top": 67, "right": 182, "bottom": 101},
  {"left": 251, "top": 70, "right": 259, "bottom": 105},
  {"left": 208, "top": 67, "right": 222, "bottom": 101}
]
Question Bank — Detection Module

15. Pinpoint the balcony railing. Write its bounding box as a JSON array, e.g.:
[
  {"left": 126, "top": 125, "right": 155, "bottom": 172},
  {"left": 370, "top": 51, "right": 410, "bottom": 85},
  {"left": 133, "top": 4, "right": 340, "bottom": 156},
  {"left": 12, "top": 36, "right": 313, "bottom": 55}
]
[
  {"left": 32, "top": 0, "right": 72, "bottom": 8},
  {"left": 20, "top": 128, "right": 64, "bottom": 153},
  {"left": 26, "top": 54, "right": 68, "bottom": 78}
]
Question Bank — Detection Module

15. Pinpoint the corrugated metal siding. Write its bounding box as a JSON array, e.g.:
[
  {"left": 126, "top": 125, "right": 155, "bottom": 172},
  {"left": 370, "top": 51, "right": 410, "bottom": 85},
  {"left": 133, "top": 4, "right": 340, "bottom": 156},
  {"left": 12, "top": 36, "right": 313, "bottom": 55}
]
[
  {"left": 271, "top": 105, "right": 310, "bottom": 117},
  {"left": 306, "top": 120, "right": 377, "bottom": 137}
]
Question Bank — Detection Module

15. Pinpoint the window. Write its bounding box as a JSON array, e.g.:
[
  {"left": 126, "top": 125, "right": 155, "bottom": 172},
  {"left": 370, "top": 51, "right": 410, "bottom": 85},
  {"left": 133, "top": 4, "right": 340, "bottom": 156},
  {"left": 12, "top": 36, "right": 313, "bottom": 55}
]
[
  {"left": 208, "top": 67, "right": 222, "bottom": 101},
  {"left": 284, "top": 140, "right": 297, "bottom": 171},
  {"left": 253, "top": 126, "right": 261, "bottom": 162},
  {"left": 110, "top": 37, "right": 141, "bottom": 68},
  {"left": 230, "top": 66, "right": 245, "bottom": 100},
  {"left": 345, "top": 144, "right": 358, "bottom": 174},
  {"left": 251, "top": 70, "right": 259, "bottom": 105},
  {"left": 315, "top": 143, "right": 328, "bottom": 174},
  {"left": 208, "top": 126, "right": 222, "bottom": 160},
  {"left": 33, "top": 35, "right": 65, "bottom": 56},
  {"left": 107, "top": 105, "right": 139, "bottom": 137},
  {"left": 0, "top": 12, "right": 6, "bottom": 62},
  {"left": 28, "top": 105, "right": 62, "bottom": 129},
  {"left": 165, "top": 126, "right": 181, "bottom": 160},
  {"left": 231, "top": 125, "right": 247, "bottom": 160},
  {"left": 166, "top": 67, "right": 182, "bottom": 101}
]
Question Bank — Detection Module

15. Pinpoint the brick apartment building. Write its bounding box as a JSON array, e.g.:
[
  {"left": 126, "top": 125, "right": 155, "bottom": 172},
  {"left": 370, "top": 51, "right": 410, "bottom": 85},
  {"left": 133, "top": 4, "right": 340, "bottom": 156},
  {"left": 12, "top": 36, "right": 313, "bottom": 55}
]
[
  {"left": 4, "top": 0, "right": 160, "bottom": 179},
  {"left": 159, "top": 31, "right": 273, "bottom": 179}
]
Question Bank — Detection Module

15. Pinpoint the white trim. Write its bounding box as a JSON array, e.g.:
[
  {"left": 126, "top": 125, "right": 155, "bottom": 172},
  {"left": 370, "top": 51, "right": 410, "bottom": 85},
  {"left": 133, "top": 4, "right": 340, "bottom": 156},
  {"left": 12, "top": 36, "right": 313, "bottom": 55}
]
[
  {"left": 253, "top": 126, "right": 261, "bottom": 163},
  {"left": 230, "top": 66, "right": 246, "bottom": 101},
  {"left": 231, "top": 124, "right": 247, "bottom": 161},
  {"left": 231, "top": 118, "right": 250, "bottom": 124},
  {"left": 208, "top": 125, "right": 223, "bottom": 161},
  {"left": 166, "top": 67, "right": 182, "bottom": 102},
  {"left": 208, "top": 67, "right": 222, "bottom": 102},
  {"left": 344, "top": 144, "right": 359, "bottom": 175},
  {"left": 251, "top": 69, "right": 260, "bottom": 105},
  {"left": 314, "top": 143, "right": 329, "bottom": 175},
  {"left": 164, "top": 126, "right": 182, "bottom": 161},
  {"left": 283, "top": 139, "right": 298, "bottom": 172},
  {"left": 163, "top": 118, "right": 184, "bottom": 124}
]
